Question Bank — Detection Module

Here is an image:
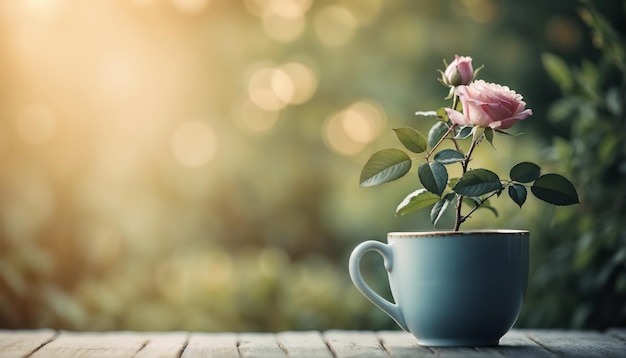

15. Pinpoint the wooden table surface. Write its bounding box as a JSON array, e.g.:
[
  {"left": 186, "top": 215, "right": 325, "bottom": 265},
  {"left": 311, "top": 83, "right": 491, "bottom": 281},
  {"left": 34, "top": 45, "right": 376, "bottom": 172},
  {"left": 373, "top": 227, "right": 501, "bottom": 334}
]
[{"left": 0, "top": 329, "right": 624, "bottom": 357}]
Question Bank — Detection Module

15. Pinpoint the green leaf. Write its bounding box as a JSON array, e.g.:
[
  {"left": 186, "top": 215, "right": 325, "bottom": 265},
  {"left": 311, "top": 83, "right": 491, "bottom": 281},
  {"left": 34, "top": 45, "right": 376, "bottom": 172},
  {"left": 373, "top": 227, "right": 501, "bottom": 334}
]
[
  {"left": 430, "top": 194, "right": 455, "bottom": 227},
  {"left": 453, "top": 169, "right": 503, "bottom": 197},
  {"left": 471, "top": 126, "right": 485, "bottom": 143},
  {"left": 418, "top": 162, "right": 448, "bottom": 196},
  {"left": 531, "top": 173, "right": 580, "bottom": 206},
  {"left": 436, "top": 107, "right": 449, "bottom": 122},
  {"left": 447, "top": 177, "right": 459, "bottom": 189},
  {"left": 434, "top": 149, "right": 465, "bottom": 165},
  {"left": 542, "top": 53, "right": 573, "bottom": 91},
  {"left": 464, "top": 197, "right": 499, "bottom": 217},
  {"left": 510, "top": 162, "right": 541, "bottom": 183},
  {"left": 395, "top": 189, "right": 440, "bottom": 216},
  {"left": 484, "top": 127, "right": 495, "bottom": 149},
  {"left": 428, "top": 122, "right": 449, "bottom": 149},
  {"left": 454, "top": 125, "right": 473, "bottom": 139},
  {"left": 359, "top": 149, "right": 412, "bottom": 187},
  {"left": 393, "top": 127, "right": 427, "bottom": 154},
  {"left": 548, "top": 98, "right": 578, "bottom": 122},
  {"left": 508, "top": 184, "right": 527, "bottom": 208}
]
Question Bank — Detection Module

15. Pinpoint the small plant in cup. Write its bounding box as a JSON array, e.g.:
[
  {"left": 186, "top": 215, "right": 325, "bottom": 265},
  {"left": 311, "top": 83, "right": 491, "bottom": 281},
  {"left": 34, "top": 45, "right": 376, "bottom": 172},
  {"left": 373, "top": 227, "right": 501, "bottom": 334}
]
[{"left": 359, "top": 55, "right": 579, "bottom": 231}]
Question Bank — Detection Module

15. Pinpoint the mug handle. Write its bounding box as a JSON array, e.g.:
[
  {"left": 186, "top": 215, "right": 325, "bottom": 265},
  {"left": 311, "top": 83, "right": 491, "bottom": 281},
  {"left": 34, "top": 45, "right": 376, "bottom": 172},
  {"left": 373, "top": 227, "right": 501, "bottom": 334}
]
[{"left": 348, "top": 240, "right": 408, "bottom": 332}]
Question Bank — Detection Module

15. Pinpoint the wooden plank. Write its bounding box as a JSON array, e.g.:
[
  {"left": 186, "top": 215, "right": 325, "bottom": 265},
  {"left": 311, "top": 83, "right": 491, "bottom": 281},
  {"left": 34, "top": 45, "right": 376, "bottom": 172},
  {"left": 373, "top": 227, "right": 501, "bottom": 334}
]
[
  {"left": 30, "top": 331, "right": 147, "bottom": 358},
  {"left": 134, "top": 332, "right": 188, "bottom": 358},
  {"left": 0, "top": 329, "right": 56, "bottom": 358},
  {"left": 527, "top": 330, "right": 626, "bottom": 358},
  {"left": 378, "top": 329, "right": 556, "bottom": 357},
  {"left": 376, "top": 331, "right": 433, "bottom": 357},
  {"left": 275, "top": 331, "right": 332, "bottom": 357},
  {"left": 607, "top": 328, "right": 626, "bottom": 341},
  {"left": 0, "top": 329, "right": 622, "bottom": 357},
  {"left": 323, "top": 330, "right": 387, "bottom": 358},
  {"left": 495, "top": 329, "right": 555, "bottom": 357},
  {"left": 181, "top": 332, "right": 239, "bottom": 358},
  {"left": 238, "top": 333, "right": 286, "bottom": 358}
]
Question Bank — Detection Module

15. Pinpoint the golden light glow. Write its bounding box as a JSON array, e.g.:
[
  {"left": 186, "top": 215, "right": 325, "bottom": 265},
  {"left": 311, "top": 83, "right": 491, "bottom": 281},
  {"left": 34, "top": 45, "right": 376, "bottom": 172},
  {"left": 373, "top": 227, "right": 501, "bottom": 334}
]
[
  {"left": 129, "top": 0, "right": 157, "bottom": 8},
  {"left": 262, "top": 12, "right": 305, "bottom": 43},
  {"left": 243, "top": 0, "right": 265, "bottom": 17},
  {"left": 246, "top": 62, "right": 317, "bottom": 119},
  {"left": 269, "top": 0, "right": 312, "bottom": 19},
  {"left": 244, "top": 0, "right": 312, "bottom": 19},
  {"left": 15, "top": 103, "right": 57, "bottom": 144},
  {"left": 339, "top": 0, "right": 382, "bottom": 25},
  {"left": 97, "top": 51, "right": 141, "bottom": 103},
  {"left": 171, "top": 120, "right": 218, "bottom": 168},
  {"left": 171, "top": 0, "right": 210, "bottom": 14},
  {"left": 154, "top": 251, "right": 234, "bottom": 304},
  {"left": 238, "top": 99, "right": 280, "bottom": 135},
  {"left": 198, "top": 251, "right": 233, "bottom": 291},
  {"left": 322, "top": 101, "right": 386, "bottom": 156},
  {"left": 248, "top": 67, "right": 289, "bottom": 111},
  {"left": 2, "top": 168, "right": 55, "bottom": 244},
  {"left": 314, "top": 5, "right": 358, "bottom": 48},
  {"left": 155, "top": 256, "right": 191, "bottom": 304},
  {"left": 258, "top": 247, "right": 288, "bottom": 277},
  {"left": 270, "top": 68, "right": 296, "bottom": 104},
  {"left": 457, "top": 0, "right": 499, "bottom": 24},
  {"left": 277, "top": 62, "right": 317, "bottom": 105},
  {"left": 20, "top": 0, "right": 64, "bottom": 19},
  {"left": 78, "top": 225, "right": 123, "bottom": 267},
  {"left": 255, "top": 0, "right": 312, "bottom": 43},
  {"left": 546, "top": 16, "right": 582, "bottom": 51}
]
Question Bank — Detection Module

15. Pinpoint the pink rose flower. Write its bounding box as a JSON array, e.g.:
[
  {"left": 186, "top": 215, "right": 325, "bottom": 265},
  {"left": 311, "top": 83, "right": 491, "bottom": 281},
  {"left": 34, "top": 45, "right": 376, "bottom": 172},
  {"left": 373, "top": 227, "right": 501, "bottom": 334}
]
[
  {"left": 445, "top": 80, "right": 533, "bottom": 130},
  {"left": 442, "top": 55, "right": 474, "bottom": 86}
]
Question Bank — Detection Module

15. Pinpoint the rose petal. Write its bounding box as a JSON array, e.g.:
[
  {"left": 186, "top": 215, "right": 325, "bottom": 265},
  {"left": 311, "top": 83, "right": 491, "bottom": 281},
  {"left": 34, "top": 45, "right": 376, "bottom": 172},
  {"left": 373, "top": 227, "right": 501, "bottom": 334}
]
[
  {"left": 480, "top": 102, "right": 513, "bottom": 121},
  {"left": 444, "top": 108, "right": 470, "bottom": 126},
  {"left": 455, "top": 80, "right": 532, "bottom": 130},
  {"left": 490, "top": 109, "right": 533, "bottom": 129},
  {"left": 464, "top": 99, "right": 493, "bottom": 127}
]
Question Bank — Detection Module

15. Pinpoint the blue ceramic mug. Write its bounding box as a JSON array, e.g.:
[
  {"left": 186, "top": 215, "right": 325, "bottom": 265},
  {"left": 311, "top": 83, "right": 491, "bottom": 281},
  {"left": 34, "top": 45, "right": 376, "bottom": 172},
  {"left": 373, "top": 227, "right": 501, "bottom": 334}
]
[{"left": 349, "top": 230, "right": 529, "bottom": 347}]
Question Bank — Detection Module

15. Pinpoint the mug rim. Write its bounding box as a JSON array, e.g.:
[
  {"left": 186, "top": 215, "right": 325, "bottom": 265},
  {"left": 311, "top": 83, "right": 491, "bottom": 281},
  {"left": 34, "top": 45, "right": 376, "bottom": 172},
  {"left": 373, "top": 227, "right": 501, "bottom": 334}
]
[{"left": 388, "top": 230, "right": 529, "bottom": 238}]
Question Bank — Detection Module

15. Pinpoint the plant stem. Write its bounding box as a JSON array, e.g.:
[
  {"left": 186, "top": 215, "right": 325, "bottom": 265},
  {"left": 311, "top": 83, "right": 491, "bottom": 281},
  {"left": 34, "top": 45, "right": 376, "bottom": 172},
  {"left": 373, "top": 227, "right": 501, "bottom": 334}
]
[
  {"left": 453, "top": 134, "right": 481, "bottom": 231},
  {"left": 426, "top": 124, "right": 456, "bottom": 161},
  {"left": 453, "top": 195, "right": 463, "bottom": 231},
  {"left": 455, "top": 187, "right": 501, "bottom": 229}
]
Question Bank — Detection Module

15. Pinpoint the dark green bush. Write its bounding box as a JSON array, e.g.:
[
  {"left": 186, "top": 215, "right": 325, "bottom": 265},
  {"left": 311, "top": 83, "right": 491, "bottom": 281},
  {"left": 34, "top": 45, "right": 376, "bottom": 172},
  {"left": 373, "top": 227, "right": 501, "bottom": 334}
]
[{"left": 519, "top": 0, "right": 626, "bottom": 329}]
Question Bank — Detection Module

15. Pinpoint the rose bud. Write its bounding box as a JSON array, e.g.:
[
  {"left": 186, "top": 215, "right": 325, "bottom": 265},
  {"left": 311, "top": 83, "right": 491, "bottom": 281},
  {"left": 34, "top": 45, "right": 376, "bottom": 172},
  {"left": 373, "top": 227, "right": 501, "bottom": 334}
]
[{"left": 442, "top": 55, "right": 474, "bottom": 86}]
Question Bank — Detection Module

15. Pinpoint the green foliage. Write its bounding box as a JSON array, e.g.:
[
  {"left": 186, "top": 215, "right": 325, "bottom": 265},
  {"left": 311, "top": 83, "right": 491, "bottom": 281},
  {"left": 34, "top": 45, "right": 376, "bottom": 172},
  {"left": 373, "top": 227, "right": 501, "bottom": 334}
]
[
  {"left": 454, "top": 126, "right": 473, "bottom": 140},
  {"left": 464, "top": 197, "right": 498, "bottom": 217},
  {"left": 393, "top": 128, "right": 427, "bottom": 154},
  {"left": 508, "top": 184, "right": 527, "bottom": 208},
  {"left": 452, "top": 169, "right": 502, "bottom": 197},
  {"left": 427, "top": 122, "right": 449, "bottom": 149},
  {"left": 433, "top": 149, "right": 465, "bottom": 165},
  {"left": 361, "top": 111, "right": 579, "bottom": 228},
  {"left": 510, "top": 162, "right": 541, "bottom": 183},
  {"left": 519, "top": 0, "right": 626, "bottom": 330},
  {"left": 542, "top": 53, "right": 574, "bottom": 91},
  {"left": 417, "top": 162, "right": 448, "bottom": 196},
  {"left": 395, "top": 189, "right": 440, "bottom": 217},
  {"left": 359, "top": 149, "right": 412, "bottom": 187},
  {"left": 360, "top": 52, "right": 579, "bottom": 230},
  {"left": 530, "top": 174, "right": 580, "bottom": 206},
  {"left": 430, "top": 194, "right": 456, "bottom": 227}
]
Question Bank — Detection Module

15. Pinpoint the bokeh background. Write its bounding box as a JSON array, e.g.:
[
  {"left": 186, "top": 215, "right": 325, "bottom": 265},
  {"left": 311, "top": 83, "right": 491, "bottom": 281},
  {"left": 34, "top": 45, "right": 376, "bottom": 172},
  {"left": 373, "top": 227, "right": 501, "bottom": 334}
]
[{"left": 0, "top": 0, "right": 624, "bottom": 331}]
